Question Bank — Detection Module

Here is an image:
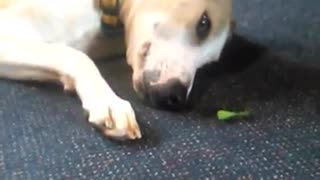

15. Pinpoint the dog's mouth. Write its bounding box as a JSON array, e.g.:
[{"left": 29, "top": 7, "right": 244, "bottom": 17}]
[{"left": 133, "top": 72, "right": 194, "bottom": 111}]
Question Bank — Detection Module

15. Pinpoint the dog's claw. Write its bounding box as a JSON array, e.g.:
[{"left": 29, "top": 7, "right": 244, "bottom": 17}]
[{"left": 87, "top": 97, "right": 142, "bottom": 140}]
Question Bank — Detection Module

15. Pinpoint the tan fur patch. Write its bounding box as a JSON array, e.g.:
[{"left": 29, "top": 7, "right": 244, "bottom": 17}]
[{"left": 0, "top": 0, "right": 17, "bottom": 9}]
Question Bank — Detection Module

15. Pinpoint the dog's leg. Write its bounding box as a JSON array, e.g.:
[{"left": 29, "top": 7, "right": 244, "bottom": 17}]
[{"left": 0, "top": 36, "right": 141, "bottom": 140}]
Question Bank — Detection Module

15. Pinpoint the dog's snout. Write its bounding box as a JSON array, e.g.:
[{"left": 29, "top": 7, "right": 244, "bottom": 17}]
[
  {"left": 146, "top": 78, "right": 188, "bottom": 110},
  {"left": 143, "top": 70, "right": 161, "bottom": 84}
]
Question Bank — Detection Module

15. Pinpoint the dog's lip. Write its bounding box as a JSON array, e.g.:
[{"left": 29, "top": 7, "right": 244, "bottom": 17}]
[
  {"left": 141, "top": 41, "right": 151, "bottom": 58},
  {"left": 133, "top": 80, "right": 146, "bottom": 99},
  {"left": 138, "top": 41, "right": 151, "bottom": 64},
  {"left": 140, "top": 90, "right": 192, "bottom": 111}
]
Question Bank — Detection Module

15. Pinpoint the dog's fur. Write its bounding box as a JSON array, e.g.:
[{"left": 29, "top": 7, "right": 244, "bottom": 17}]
[{"left": 0, "top": 0, "right": 232, "bottom": 140}]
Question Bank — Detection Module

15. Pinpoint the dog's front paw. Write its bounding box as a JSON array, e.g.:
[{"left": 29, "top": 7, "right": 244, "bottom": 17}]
[{"left": 86, "top": 97, "right": 142, "bottom": 140}]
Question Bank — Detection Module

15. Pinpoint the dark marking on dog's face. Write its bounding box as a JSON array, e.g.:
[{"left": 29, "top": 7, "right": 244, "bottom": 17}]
[{"left": 123, "top": 0, "right": 232, "bottom": 109}]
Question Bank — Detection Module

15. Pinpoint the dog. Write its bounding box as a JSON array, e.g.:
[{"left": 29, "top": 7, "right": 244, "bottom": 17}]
[{"left": 0, "top": 0, "right": 233, "bottom": 140}]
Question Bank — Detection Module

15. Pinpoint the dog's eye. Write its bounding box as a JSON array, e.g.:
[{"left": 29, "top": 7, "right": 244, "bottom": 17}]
[{"left": 196, "top": 11, "right": 211, "bottom": 41}]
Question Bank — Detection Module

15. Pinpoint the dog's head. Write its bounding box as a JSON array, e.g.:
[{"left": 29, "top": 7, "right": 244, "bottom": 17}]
[{"left": 121, "top": 0, "right": 232, "bottom": 109}]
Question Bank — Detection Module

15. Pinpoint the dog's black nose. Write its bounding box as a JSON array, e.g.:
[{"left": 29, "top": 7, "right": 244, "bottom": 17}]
[{"left": 146, "top": 78, "right": 188, "bottom": 110}]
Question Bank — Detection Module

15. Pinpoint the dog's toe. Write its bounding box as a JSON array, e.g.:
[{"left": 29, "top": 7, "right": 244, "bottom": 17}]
[{"left": 87, "top": 98, "right": 142, "bottom": 140}]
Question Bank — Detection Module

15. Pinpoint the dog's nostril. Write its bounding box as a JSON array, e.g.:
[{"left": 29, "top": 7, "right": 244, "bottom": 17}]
[
  {"left": 168, "top": 94, "right": 183, "bottom": 106},
  {"left": 147, "top": 79, "right": 188, "bottom": 109}
]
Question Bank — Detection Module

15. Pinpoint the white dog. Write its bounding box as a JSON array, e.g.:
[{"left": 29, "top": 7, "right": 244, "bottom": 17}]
[{"left": 0, "top": 0, "right": 233, "bottom": 140}]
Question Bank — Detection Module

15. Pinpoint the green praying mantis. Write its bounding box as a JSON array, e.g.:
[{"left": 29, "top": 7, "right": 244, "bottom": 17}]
[{"left": 216, "top": 110, "right": 251, "bottom": 121}]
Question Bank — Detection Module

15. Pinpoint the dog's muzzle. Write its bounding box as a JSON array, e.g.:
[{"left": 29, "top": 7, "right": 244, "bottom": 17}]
[{"left": 143, "top": 71, "right": 189, "bottom": 110}]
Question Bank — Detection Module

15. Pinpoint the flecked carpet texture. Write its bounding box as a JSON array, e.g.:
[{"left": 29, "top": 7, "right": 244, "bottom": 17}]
[{"left": 0, "top": 0, "right": 319, "bottom": 179}]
